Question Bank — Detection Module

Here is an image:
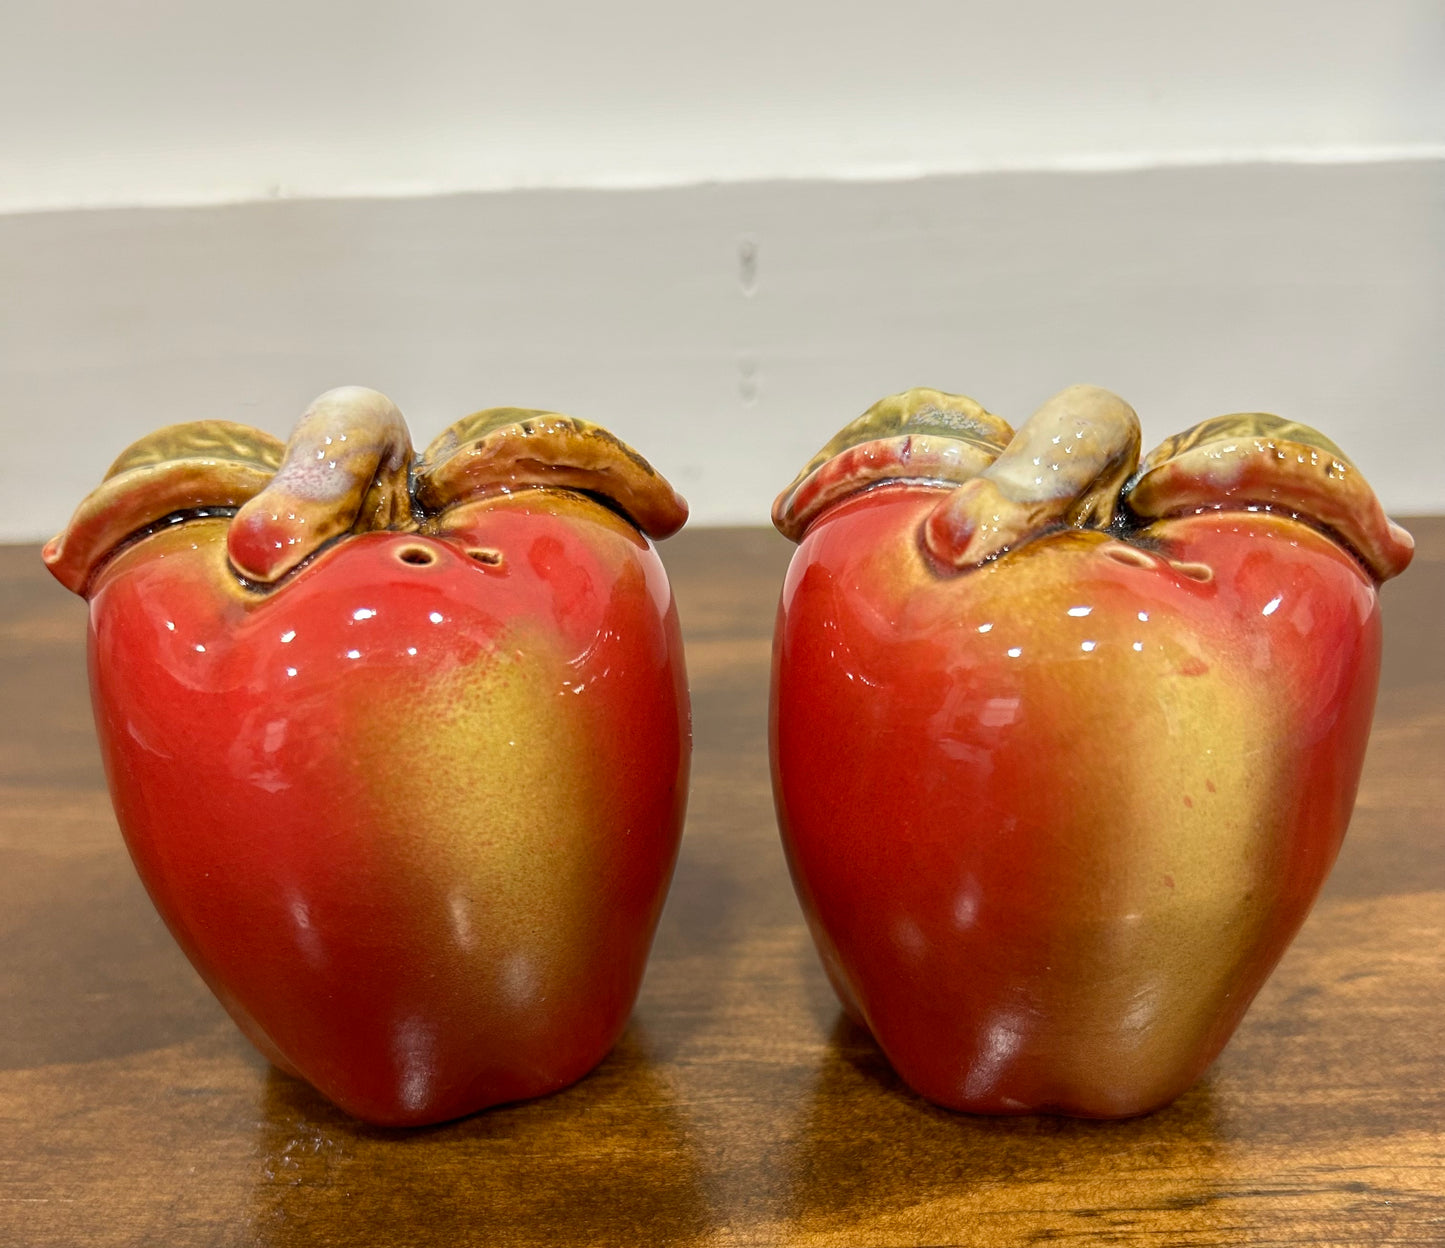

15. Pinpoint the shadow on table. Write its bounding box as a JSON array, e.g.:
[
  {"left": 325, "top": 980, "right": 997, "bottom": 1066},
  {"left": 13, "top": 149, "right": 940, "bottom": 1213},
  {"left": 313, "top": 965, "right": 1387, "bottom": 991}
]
[
  {"left": 247, "top": 1023, "right": 713, "bottom": 1248},
  {"left": 776, "top": 1014, "right": 1235, "bottom": 1242}
]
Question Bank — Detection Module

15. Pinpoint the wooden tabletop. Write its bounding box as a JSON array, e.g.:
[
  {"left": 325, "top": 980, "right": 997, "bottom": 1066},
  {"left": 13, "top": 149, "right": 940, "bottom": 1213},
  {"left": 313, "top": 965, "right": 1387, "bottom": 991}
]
[{"left": 2, "top": 523, "right": 1442, "bottom": 1247}]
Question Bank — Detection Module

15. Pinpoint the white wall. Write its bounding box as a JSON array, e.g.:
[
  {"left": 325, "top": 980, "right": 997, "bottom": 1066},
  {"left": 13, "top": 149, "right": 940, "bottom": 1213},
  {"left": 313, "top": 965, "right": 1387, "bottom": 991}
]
[
  {"left": 5, "top": 160, "right": 1441, "bottom": 541},
  {"left": 3, "top": 1, "right": 1442, "bottom": 211},
  {"left": 2, "top": 3, "right": 1442, "bottom": 539}
]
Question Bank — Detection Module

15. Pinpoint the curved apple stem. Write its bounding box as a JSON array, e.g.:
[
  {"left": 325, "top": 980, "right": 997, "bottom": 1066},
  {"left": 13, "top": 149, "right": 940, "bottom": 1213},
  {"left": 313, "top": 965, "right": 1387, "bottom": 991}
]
[
  {"left": 923, "top": 384, "right": 1141, "bottom": 569},
  {"left": 227, "top": 387, "right": 417, "bottom": 583}
]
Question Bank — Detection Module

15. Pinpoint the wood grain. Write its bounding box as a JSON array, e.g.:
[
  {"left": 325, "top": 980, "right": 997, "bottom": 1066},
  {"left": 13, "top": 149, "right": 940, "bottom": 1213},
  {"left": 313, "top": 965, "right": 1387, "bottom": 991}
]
[{"left": 1, "top": 523, "right": 1441, "bottom": 1248}]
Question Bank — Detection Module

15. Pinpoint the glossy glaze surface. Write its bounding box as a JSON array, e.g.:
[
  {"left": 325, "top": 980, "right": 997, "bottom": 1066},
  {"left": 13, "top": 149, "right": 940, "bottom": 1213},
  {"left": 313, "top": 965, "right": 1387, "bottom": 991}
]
[
  {"left": 770, "top": 386, "right": 1409, "bottom": 1118},
  {"left": 774, "top": 487, "right": 1381, "bottom": 1116},
  {"left": 87, "top": 496, "right": 688, "bottom": 1126},
  {"left": 45, "top": 389, "right": 691, "bottom": 1126}
]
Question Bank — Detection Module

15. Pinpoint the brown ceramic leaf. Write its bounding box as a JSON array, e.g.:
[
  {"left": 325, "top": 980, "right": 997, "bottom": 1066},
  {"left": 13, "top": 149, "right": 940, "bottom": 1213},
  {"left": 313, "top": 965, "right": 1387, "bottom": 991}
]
[
  {"left": 1124, "top": 413, "right": 1414, "bottom": 582},
  {"left": 43, "top": 421, "right": 285, "bottom": 594},
  {"left": 415, "top": 408, "right": 688, "bottom": 540},
  {"left": 772, "top": 388, "right": 1014, "bottom": 543},
  {"left": 103, "top": 421, "right": 283, "bottom": 480}
]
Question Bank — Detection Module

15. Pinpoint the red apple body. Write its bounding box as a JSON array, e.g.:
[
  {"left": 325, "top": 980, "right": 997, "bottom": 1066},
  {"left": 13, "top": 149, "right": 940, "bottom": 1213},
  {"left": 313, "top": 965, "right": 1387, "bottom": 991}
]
[
  {"left": 46, "top": 392, "right": 692, "bottom": 1125},
  {"left": 770, "top": 385, "right": 1409, "bottom": 1119},
  {"left": 82, "top": 491, "right": 687, "bottom": 1126}
]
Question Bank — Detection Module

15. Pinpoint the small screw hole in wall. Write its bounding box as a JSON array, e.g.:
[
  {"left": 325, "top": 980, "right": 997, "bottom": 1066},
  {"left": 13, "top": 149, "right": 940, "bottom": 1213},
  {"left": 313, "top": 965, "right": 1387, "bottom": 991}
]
[
  {"left": 468, "top": 548, "right": 503, "bottom": 566},
  {"left": 396, "top": 545, "right": 436, "bottom": 566}
]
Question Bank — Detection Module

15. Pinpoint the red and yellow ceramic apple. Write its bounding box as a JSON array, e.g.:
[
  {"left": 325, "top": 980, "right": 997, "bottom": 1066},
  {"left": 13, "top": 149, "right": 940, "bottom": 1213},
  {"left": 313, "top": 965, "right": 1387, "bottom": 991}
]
[
  {"left": 771, "top": 385, "right": 1413, "bottom": 1117},
  {"left": 45, "top": 387, "right": 690, "bottom": 1126}
]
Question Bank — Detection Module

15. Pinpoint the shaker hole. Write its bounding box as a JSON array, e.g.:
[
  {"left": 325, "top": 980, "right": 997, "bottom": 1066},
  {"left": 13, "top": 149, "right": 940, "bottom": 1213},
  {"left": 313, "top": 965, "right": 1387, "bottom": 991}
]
[
  {"left": 397, "top": 545, "right": 437, "bottom": 566},
  {"left": 1104, "top": 543, "right": 1156, "bottom": 569},
  {"left": 1171, "top": 560, "right": 1214, "bottom": 583},
  {"left": 468, "top": 548, "right": 503, "bottom": 566}
]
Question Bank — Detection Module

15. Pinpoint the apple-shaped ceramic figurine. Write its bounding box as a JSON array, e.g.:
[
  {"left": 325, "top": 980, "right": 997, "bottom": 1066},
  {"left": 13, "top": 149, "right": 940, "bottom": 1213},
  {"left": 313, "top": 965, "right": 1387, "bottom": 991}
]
[
  {"left": 770, "top": 384, "right": 1413, "bottom": 1117},
  {"left": 44, "top": 386, "right": 691, "bottom": 1126}
]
